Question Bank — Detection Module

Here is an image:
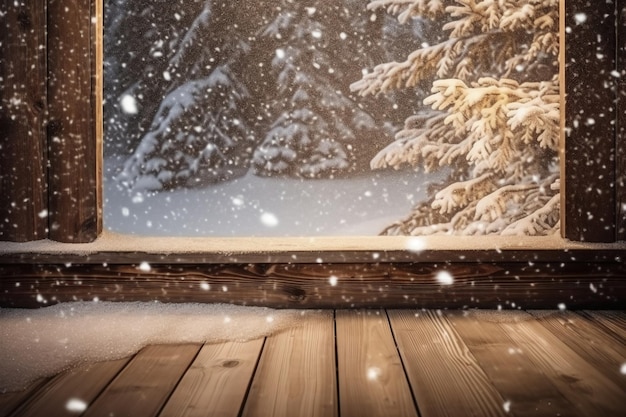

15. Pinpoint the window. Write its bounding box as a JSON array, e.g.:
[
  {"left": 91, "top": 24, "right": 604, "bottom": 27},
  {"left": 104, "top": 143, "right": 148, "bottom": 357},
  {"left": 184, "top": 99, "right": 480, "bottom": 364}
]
[
  {"left": 105, "top": 1, "right": 561, "bottom": 238},
  {"left": 0, "top": 0, "right": 624, "bottom": 309}
]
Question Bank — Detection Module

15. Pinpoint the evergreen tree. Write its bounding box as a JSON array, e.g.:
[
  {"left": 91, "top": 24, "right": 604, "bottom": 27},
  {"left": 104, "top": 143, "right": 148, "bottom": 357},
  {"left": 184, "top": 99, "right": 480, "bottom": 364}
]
[
  {"left": 351, "top": 0, "right": 560, "bottom": 236},
  {"left": 113, "top": 1, "right": 255, "bottom": 191},
  {"left": 104, "top": 0, "right": 206, "bottom": 158},
  {"left": 106, "top": 0, "right": 423, "bottom": 191},
  {"left": 251, "top": 0, "right": 390, "bottom": 178}
]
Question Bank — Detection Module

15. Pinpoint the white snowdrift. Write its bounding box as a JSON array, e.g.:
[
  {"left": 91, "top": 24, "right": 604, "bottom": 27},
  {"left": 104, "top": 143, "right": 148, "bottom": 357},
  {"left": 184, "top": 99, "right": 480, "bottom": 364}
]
[{"left": 0, "top": 302, "right": 312, "bottom": 392}]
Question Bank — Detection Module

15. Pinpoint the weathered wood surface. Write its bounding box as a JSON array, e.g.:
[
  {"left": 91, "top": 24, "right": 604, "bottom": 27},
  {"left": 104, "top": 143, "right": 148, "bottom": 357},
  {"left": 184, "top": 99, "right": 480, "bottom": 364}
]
[
  {"left": 618, "top": 1, "right": 626, "bottom": 241},
  {"left": 497, "top": 313, "right": 626, "bottom": 416},
  {"left": 242, "top": 311, "right": 336, "bottom": 417},
  {"left": 336, "top": 310, "right": 417, "bottom": 417},
  {"left": 160, "top": 340, "right": 264, "bottom": 417},
  {"left": 388, "top": 310, "right": 508, "bottom": 417},
  {"left": 447, "top": 311, "right": 584, "bottom": 417},
  {"left": 529, "top": 310, "right": 626, "bottom": 390},
  {"left": 47, "top": 0, "right": 101, "bottom": 243},
  {"left": 584, "top": 310, "right": 626, "bottom": 343},
  {"left": 0, "top": 1, "right": 48, "bottom": 242},
  {"left": 1, "top": 310, "right": 625, "bottom": 417},
  {"left": 0, "top": 379, "right": 49, "bottom": 417},
  {"left": 0, "top": 262, "right": 624, "bottom": 309},
  {"left": 12, "top": 358, "right": 130, "bottom": 417},
  {"left": 82, "top": 344, "right": 200, "bottom": 417},
  {"left": 564, "top": 1, "right": 618, "bottom": 242}
]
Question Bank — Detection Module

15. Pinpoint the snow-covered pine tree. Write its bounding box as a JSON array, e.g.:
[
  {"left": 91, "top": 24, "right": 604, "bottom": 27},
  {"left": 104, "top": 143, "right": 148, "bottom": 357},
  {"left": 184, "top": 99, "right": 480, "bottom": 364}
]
[
  {"left": 251, "top": 0, "right": 388, "bottom": 178},
  {"left": 351, "top": 0, "right": 560, "bottom": 236},
  {"left": 104, "top": 0, "right": 207, "bottom": 159},
  {"left": 114, "top": 1, "right": 256, "bottom": 192}
]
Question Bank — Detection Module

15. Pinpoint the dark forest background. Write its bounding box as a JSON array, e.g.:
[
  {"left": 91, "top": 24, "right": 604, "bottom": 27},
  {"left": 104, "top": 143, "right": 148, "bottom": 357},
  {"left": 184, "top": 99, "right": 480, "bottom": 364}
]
[{"left": 104, "top": 0, "right": 434, "bottom": 191}]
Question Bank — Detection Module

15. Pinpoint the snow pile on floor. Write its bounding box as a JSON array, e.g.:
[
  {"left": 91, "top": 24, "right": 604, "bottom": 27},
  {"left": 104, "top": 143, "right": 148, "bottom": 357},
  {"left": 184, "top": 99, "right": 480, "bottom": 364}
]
[{"left": 0, "top": 302, "right": 309, "bottom": 392}]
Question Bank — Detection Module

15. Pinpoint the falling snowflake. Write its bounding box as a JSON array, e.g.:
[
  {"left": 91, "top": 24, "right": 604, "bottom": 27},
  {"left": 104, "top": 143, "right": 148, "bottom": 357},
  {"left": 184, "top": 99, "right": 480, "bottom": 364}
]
[
  {"left": 138, "top": 262, "right": 151, "bottom": 272},
  {"left": 66, "top": 398, "right": 88, "bottom": 412},
  {"left": 260, "top": 212, "right": 279, "bottom": 227},
  {"left": 367, "top": 366, "right": 381, "bottom": 381},
  {"left": 405, "top": 237, "right": 427, "bottom": 253},
  {"left": 574, "top": 13, "right": 587, "bottom": 24},
  {"left": 436, "top": 271, "right": 454, "bottom": 286},
  {"left": 120, "top": 94, "right": 138, "bottom": 114}
]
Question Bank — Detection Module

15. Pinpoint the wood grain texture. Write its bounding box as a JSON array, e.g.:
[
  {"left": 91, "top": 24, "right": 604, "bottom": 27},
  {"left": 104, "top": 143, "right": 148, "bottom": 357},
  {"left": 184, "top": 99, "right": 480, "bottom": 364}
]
[
  {"left": 13, "top": 358, "right": 130, "bottom": 417},
  {"left": 47, "top": 0, "right": 101, "bottom": 243},
  {"left": 82, "top": 344, "right": 200, "bottom": 417},
  {"left": 617, "top": 1, "right": 626, "bottom": 241},
  {"left": 529, "top": 311, "right": 626, "bottom": 391},
  {"left": 447, "top": 311, "right": 585, "bottom": 417},
  {"left": 0, "top": 0, "right": 48, "bottom": 242},
  {"left": 388, "top": 310, "right": 508, "bottom": 417},
  {"left": 335, "top": 310, "right": 417, "bottom": 417},
  {"left": 564, "top": 0, "right": 617, "bottom": 242},
  {"left": 584, "top": 310, "right": 626, "bottom": 343},
  {"left": 242, "top": 311, "right": 336, "bottom": 417},
  {"left": 497, "top": 313, "right": 626, "bottom": 416},
  {"left": 160, "top": 339, "right": 264, "bottom": 417},
  {"left": 0, "top": 261, "right": 624, "bottom": 309},
  {"left": 0, "top": 379, "right": 49, "bottom": 417}
]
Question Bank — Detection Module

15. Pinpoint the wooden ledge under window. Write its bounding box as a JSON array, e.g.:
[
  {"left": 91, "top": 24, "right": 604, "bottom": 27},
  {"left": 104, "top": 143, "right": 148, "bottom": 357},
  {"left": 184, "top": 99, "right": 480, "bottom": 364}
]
[{"left": 1, "top": 233, "right": 625, "bottom": 309}]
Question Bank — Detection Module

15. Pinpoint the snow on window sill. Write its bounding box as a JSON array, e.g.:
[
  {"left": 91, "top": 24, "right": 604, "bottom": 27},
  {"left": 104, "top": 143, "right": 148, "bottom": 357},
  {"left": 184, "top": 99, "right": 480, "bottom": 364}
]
[{"left": 0, "top": 231, "right": 624, "bottom": 264}]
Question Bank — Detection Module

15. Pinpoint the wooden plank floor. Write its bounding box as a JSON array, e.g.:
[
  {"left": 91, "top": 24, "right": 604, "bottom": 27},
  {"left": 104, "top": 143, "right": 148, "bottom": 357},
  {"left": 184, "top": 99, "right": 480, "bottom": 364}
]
[{"left": 1, "top": 310, "right": 625, "bottom": 417}]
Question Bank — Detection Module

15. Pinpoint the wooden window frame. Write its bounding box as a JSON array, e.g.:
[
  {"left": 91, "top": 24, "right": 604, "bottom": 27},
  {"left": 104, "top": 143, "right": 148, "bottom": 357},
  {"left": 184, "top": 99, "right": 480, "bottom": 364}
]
[{"left": 0, "top": 0, "right": 625, "bottom": 309}]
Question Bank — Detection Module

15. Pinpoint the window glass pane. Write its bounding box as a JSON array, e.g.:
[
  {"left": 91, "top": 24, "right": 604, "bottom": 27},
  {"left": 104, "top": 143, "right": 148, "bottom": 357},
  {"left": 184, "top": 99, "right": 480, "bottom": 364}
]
[{"left": 104, "top": 0, "right": 560, "bottom": 237}]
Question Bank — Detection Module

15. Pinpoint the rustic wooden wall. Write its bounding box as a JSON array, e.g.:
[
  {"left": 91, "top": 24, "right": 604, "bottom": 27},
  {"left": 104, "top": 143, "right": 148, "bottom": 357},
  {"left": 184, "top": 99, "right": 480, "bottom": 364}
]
[
  {"left": 564, "top": 1, "right": 619, "bottom": 242},
  {"left": 1, "top": 261, "right": 625, "bottom": 309},
  {"left": 618, "top": 1, "right": 626, "bottom": 241},
  {"left": 0, "top": 1, "right": 48, "bottom": 242},
  {"left": 0, "top": 0, "right": 624, "bottom": 245},
  {"left": 47, "top": 0, "right": 102, "bottom": 242}
]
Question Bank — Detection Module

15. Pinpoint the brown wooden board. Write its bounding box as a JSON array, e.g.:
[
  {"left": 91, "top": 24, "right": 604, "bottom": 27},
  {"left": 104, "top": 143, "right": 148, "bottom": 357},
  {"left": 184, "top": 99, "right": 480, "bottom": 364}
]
[
  {"left": 160, "top": 339, "right": 264, "bottom": 417},
  {"left": 447, "top": 311, "right": 584, "bottom": 417},
  {"left": 584, "top": 310, "right": 626, "bottom": 343},
  {"left": 335, "top": 310, "right": 417, "bottom": 417},
  {"left": 529, "top": 311, "right": 626, "bottom": 391},
  {"left": 497, "top": 313, "right": 625, "bottom": 416},
  {"left": 0, "top": 1, "right": 48, "bottom": 242},
  {"left": 12, "top": 357, "right": 130, "bottom": 417},
  {"left": 617, "top": 0, "right": 626, "bottom": 241},
  {"left": 0, "top": 262, "right": 624, "bottom": 309},
  {"left": 46, "top": 0, "right": 101, "bottom": 243},
  {"left": 242, "top": 311, "right": 337, "bottom": 417},
  {"left": 82, "top": 344, "right": 200, "bottom": 417},
  {"left": 564, "top": 1, "right": 618, "bottom": 242},
  {"left": 388, "top": 310, "right": 508, "bottom": 417},
  {"left": 0, "top": 379, "right": 49, "bottom": 417}
]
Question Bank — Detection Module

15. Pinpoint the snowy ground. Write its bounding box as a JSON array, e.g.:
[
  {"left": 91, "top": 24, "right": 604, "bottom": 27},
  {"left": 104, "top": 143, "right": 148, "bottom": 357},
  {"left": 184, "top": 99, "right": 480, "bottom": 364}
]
[
  {"left": 104, "top": 161, "right": 444, "bottom": 236},
  {"left": 0, "top": 302, "right": 313, "bottom": 392}
]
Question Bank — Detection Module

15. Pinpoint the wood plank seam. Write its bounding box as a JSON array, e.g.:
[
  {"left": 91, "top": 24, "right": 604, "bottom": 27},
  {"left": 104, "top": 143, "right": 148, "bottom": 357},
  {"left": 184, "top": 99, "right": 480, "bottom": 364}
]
[
  {"left": 332, "top": 310, "right": 341, "bottom": 417},
  {"left": 154, "top": 345, "right": 204, "bottom": 417},
  {"left": 384, "top": 310, "right": 422, "bottom": 417},
  {"left": 236, "top": 337, "right": 267, "bottom": 417}
]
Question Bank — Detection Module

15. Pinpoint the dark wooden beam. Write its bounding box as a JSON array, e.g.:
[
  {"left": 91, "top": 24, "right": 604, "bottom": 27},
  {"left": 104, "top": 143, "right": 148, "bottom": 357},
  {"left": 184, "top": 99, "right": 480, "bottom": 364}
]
[
  {"left": 565, "top": 1, "right": 618, "bottom": 242},
  {"left": 0, "top": 1, "right": 48, "bottom": 242},
  {"left": 46, "top": 0, "right": 102, "bottom": 242},
  {"left": 617, "top": 0, "right": 626, "bottom": 241},
  {"left": 1, "top": 262, "right": 624, "bottom": 309}
]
